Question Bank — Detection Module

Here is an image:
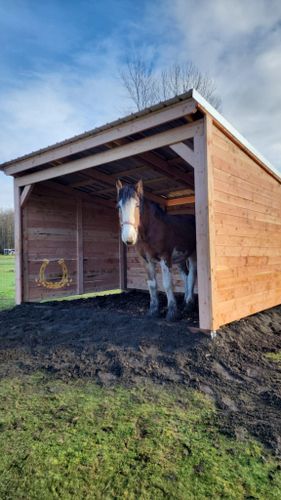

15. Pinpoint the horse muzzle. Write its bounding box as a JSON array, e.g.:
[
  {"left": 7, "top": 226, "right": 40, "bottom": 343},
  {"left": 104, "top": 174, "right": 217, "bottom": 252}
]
[{"left": 121, "top": 223, "right": 138, "bottom": 246}]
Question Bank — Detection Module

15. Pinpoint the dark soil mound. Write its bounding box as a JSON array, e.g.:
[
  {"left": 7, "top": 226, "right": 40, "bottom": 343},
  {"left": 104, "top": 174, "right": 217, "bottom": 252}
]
[{"left": 0, "top": 290, "right": 280, "bottom": 454}]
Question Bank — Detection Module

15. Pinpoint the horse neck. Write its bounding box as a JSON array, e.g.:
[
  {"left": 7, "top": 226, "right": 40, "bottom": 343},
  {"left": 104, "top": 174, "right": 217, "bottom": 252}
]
[{"left": 139, "top": 199, "right": 157, "bottom": 240}]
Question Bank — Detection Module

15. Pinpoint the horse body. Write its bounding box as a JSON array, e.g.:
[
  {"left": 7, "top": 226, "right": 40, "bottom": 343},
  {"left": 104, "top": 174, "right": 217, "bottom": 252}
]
[{"left": 116, "top": 179, "right": 197, "bottom": 321}]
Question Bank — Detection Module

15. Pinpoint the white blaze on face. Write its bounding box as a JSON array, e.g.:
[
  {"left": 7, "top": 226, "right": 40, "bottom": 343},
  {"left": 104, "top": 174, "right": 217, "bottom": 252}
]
[{"left": 119, "top": 198, "right": 138, "bottom": 245}]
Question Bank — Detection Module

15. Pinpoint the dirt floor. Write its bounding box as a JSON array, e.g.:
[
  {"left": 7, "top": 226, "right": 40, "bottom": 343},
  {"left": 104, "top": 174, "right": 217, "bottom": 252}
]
[{"left": 0, "top": 290, "right": 280, "bottom": 455}]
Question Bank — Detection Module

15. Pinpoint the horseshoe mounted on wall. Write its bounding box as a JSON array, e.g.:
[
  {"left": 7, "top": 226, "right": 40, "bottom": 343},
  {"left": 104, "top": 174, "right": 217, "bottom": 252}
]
[{"left": 36, "top": 258, "right": 72, "bottom": 289}]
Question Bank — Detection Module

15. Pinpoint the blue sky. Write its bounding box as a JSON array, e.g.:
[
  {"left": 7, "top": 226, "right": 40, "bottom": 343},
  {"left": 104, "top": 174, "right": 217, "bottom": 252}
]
[{"left": 1, "top": 0, "right": 281, "bottom": 208}]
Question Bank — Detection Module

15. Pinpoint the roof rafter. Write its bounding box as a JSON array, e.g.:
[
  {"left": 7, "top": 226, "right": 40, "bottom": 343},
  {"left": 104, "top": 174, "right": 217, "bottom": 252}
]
[
  {"left": 15, "top": 120, "right": 203, "bottom": 188},
  {"left": 3, "top": 98, "right": 196, "bottom": 176},
  {"left": 67, "top": 167, "right": 166, "bottom": 206}
]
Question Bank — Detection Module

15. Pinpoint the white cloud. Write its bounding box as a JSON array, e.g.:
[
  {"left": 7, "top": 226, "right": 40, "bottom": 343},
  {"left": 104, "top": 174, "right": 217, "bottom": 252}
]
[
  {"left": 0, "top": 69, "right": 126, "bottom": 164},
  {"left": 154, "top": 0, "right": 281, "bottom": 170}
]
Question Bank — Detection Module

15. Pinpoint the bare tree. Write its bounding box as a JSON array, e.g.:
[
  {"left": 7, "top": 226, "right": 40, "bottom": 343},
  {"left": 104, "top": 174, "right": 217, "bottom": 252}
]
[{"left": 120, "top": 57, "right": 221, "bottom": 111}]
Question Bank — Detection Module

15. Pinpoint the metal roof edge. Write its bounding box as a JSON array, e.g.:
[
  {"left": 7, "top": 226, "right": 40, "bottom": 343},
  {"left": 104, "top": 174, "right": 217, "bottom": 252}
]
[
  {"left": 0, "top": 90, "right": 194, "bottom": 171},
  {"left": 1, "top": 88, "right": 280, "bottom": 185},
  {"left": 191, "top": 88, "right": 281, "bottom": 183}
]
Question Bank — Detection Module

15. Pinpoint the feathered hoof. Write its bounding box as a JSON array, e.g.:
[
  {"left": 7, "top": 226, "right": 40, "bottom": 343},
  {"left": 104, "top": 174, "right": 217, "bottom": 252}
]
[
  {"left": 183, "top": 301, "right": 195, "bottom": 315},
  {"left": 166, "top": 305, "right": 181, "bottom": 322},
  {"left": 147, "top": 307, "right": 161, "bottom": 318}
]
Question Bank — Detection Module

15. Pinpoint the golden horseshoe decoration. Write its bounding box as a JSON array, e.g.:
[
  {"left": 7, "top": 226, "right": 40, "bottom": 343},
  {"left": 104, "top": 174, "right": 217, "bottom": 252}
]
[{"left": 36, "top": 259, "right": 72, "bottom": 289}]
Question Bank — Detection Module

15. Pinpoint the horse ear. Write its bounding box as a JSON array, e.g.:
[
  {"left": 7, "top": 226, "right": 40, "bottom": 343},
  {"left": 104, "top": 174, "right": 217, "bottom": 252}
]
[
  {"left": 135, "top": 179, "right": 143, "bottom": 196},
  {"left": 116, "top": 179, "right": 122, "bottom": 194}
]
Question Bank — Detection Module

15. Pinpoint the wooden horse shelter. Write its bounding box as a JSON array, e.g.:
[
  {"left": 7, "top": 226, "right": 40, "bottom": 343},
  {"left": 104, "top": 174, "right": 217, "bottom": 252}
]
[{"left": 1, "top": 89, "right": 281, "bottom": 332}]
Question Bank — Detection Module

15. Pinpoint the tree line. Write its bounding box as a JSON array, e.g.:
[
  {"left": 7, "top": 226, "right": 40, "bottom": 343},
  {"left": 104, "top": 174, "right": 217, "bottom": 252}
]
[{"left": 0, "top": 209, "right": 14, "bottom": 252}]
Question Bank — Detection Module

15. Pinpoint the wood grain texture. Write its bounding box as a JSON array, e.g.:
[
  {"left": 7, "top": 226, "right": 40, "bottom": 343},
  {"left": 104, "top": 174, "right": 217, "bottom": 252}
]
[
  {"left": 211, "top": 124, "right": 281, "bottom": 328},
  {"left": 193, "top": 115, "right": 216, "bottom": 330},
  {"left": 14, "top": 183, "right": 22, "bottom": 304},
  {"left": 22, "top": 182, "right": 120, "bottom": 301}
]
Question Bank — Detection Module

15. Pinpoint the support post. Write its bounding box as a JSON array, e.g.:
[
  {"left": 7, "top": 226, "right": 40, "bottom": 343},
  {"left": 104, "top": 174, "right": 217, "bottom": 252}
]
[
  {"left": 194, "top": 115, "right": 216, "bottom": 330},
  {"left": 14, "top": 182, "right": 22, "bottom": 305},
  {"left": 20, "top": 184, "right": 34, "bottom": 208},
  {"left": 119, "top": 236, "right": 127, "bottom": 291},
  {"left": 76, "top": 198, "right": 84, "bottom": 295}
]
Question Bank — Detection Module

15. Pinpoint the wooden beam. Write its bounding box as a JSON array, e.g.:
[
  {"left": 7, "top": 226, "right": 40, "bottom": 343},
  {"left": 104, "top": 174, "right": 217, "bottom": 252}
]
[
  {"left": 5, "top": 99, "right": 197, "bottom": 176},
  {"left": 166, "top": 188, "right": 194, "bottom": 197},
  {"left": 138, "top": 151, "right": 194, "bottom": 187},
  {"left": 65, "top": 164, "right": 166, "bottom": 206},
  {"left": 76, "top": 198, "right": 84, "bottom": 295},
  {"left": 14, "top": 182, "right": 22, "bottom": 305},
  {"left": 15, "top": 120, "right": 203, "bottom": 188},
  {"left": 169, "top": 142, "right": 196, "bottom": 168},
  {"left": 194, "top": 115, "right": 215, "bottom": 330},
  {"left": 112, "top": 137, "right": 194, "bottom": 188},
  {"left": 165, "top": 196, "right": 195, "bottom": 206},
  {"left": 111, "top": 165, "right": 147, "bottom": 179},
  {"left": 20, "top": 184, "right": 34, "bottom": 208},
  {"left": 72, "top": 173, "right": 167, "bottom": 191},
  {"left": 70, "top": 169, "right": 115, "bottom": 188}
]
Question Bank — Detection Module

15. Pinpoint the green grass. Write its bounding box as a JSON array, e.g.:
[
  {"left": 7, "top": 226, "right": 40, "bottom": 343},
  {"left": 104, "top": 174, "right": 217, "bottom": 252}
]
[
  {"left": 0, "top": 254, "right": 15, "bottom": 310},
  {"left": 264, "top": 351, "right": 281, "bottom": 364},
  {"left": 0, "top": 373, "right": 280, "bottom": 500}
]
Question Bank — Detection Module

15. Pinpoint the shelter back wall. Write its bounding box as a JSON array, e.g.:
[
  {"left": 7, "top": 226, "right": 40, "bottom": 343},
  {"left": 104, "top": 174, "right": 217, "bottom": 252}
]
[{"left": 22, "top": 183, "right": 120, "bottom": 301}]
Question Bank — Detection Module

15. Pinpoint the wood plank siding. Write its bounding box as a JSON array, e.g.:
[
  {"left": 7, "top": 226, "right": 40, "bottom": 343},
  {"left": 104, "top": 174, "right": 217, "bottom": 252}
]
[
  {"left": 22, "top": 183, "right": 120, "bottom": 301},
  {"left": 211, "top": 122, "right": 281, "bottom": 329}
]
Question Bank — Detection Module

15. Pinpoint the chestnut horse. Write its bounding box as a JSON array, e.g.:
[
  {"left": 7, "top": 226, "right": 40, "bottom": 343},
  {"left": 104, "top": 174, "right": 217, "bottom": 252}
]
[{"left": 116, "top": 179, "right": 197, "bottom": 321}]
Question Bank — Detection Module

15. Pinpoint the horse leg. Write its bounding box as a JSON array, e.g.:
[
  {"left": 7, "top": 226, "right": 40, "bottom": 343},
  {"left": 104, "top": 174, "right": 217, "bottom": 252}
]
[
  {"left": 178, "top": 260, "right": 189, "bottom": 309},
  {"left": 160, "top": 259, "right": 179, "bottom": 321},
  {"left": 142, "top": 257, "right": 159, "bottom": 317},
  {"left": 185, "top": 251, "right": 197, "bottom": 312}
]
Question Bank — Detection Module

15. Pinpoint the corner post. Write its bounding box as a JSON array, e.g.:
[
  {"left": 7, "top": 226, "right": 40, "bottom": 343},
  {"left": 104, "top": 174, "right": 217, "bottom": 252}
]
[
  {"left": 194, "top": 114, "right": 216, "bottom": 330},
  {"left": 14, "top": 181, "right": 23, "bottom": 305},
  {"left": 76, "top": 198, "right": 84, "bottom": 295}
]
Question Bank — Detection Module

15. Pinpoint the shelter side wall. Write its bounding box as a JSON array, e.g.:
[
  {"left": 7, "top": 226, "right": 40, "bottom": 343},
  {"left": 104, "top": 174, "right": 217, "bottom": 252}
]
[
  {"left": 22, "top": 183, "right": 120, "bottom": 301},
  {"left": 211, "top": 124, "right": 281, "bottom": 328}
]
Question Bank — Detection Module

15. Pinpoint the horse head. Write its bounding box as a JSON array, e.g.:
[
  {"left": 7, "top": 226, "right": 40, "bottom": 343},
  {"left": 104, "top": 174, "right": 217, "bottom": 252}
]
[{"left": 116, "top": 179, "right": 143, "bottom": 246}]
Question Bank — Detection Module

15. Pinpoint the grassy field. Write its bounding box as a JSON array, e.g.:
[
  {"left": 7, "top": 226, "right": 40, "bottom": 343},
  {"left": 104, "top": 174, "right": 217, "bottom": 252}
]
[
  {"left": 0, "top": 373, "right": 280, "bottom": 500},
  {"left": 0, "top": 255, "right": 15, "bottom": 310}
]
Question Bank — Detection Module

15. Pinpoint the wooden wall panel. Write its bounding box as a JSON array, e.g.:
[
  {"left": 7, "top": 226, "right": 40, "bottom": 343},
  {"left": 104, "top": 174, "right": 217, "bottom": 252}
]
[
  {"left": 22, "top": 184, "right": 77, "bottom": 301},
  {"left": 82, "top": 204, "right": 119, "bottom": 293},
  {"left": 211, "top": 123, "right": 281, "bottom": 328},
  {"left": 22, "top": 183, "right": 120, "bottom": 301}
]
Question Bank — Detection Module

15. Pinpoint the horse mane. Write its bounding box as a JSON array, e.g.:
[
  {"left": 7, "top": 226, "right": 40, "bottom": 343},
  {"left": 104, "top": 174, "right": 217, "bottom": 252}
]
[
  {"left": 147, "top": 199, "right": 166, "bottom": 219},
  {"left": 118, "top": 184, "right": 137, "bottom": 203},
  {"left": 119, "top": 184, "right": 166, "bottom": 219}
]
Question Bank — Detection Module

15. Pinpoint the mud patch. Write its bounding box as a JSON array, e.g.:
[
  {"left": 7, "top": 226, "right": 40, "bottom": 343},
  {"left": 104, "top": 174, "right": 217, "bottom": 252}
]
[{"left": 0, "top": 290, "right": 280, "bottom": 454}]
